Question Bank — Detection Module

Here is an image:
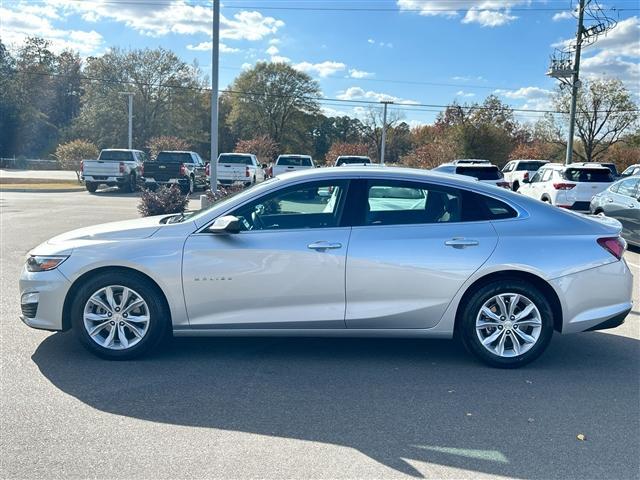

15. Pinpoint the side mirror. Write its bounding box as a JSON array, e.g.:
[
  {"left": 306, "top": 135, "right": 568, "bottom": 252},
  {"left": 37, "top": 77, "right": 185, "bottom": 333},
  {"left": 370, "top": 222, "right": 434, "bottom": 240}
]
[
  {"left": 208, "top": 215, "right": 242, "bottom": 234},
  {"left": 522, "top": 177, "right": 531, "bottom": 184}
]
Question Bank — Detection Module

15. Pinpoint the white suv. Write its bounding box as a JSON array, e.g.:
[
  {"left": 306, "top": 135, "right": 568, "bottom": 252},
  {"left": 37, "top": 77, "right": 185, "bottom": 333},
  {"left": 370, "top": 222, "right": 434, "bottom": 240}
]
[
  {"left": 519, "top": 163, "right": 614, "bottom": 211},
  {"left": 272, "top": 154, "right": 314, "bottom": 177},
  {"left": 502, "top": 159, "right": 548, "bottom": 191}
]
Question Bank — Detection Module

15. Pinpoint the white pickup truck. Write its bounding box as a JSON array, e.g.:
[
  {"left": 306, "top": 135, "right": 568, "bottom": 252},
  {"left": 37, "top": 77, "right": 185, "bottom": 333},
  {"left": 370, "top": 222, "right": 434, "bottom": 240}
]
[
  {"left": 272, "top": 154, "right": 315, "bottom": 177},
  {"left": 217, "top": 153, "right": 266, "bottom": 187},
  {"left": 501, "top": 159, "right": 549, "bottom": 191},
  {"left": 82, "top": 149, "right": 147, "bottom": 193}
]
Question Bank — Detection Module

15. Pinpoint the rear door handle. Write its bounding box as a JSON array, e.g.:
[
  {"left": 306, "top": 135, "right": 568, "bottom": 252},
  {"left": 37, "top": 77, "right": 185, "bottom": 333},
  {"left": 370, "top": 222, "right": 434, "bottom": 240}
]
[
  {"left": 308, "top": 241, "right": 342, "bottom": 251},
  {"left": 445, "top": 238, "right": 479, "bottom": 248}
]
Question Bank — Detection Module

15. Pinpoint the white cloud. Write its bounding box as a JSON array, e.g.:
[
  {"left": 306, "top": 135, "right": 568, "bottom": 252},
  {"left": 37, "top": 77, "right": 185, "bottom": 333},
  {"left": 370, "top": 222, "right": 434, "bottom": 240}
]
[
  {"left": 337, "top": 86, "right": 418, "bottom": 104},
  {"left": 397, "top": 0, "right": 525, "bottom": 27},
  {"left": 0, "top": 5, "right": 103, "bottom": 55},
  {"left": 367, "top": 38, "right": 375, "bottom": 44},
  {"left": 241, "top": 62, "right": 253, "bottom": 70},
  {"left": 266, "top": 45, "right": 279, "bottom": 56},
  {"left": 495, "top": 86, "right": 554, "bottom": 110},
  {"left": 270, "top": 55, "right": 291, "bottom": 63},
  {"left": 581, "top": 51, "right": 640, "bottom": 85},
  {"left": 552, "top": 11, "right": 574, "bottom": 21},
  {"left": 186, "top": 42, "right": 239, "bottom": 53},
  {"left": 456, "top": 90, "right": 476, "bottom": 97},
  {"left": 462, "top": 9, "right": 517, "bottom": 27},
  {"left": 294, "top": 61, "right": 346, "bottom": 77},
  {"left": 269, "top": 38, "right": 281, "bottom": 45},
  {"left": 349, "top": 69, "right": 374, "bottom": 79}
]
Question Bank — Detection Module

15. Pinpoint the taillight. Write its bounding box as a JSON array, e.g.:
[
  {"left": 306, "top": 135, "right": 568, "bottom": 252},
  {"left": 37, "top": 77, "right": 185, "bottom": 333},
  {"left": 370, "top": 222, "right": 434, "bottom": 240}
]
[
  {"left": 245, "top": 166, "right": 250, "bottom": 177},
  {"left": 205, "top": 163, "right": 210, "bottom": 176},
  {"left": 553, "top": 183, "right": 576, "bottom": 190},
  {"left": 597, "top": 237, "right": 626, "bottom": 260},
  {"left": 180, "top": 164, "right": 186, "bottom": 176},
  {"left": 497, "top": 182, "right": 510, "bottom": 188},
  {"left": 523, "top": 172, "right": 529, "bottom": 180},
  {"left": 119, "top": 162, "right": 125, "bottom": 173}
]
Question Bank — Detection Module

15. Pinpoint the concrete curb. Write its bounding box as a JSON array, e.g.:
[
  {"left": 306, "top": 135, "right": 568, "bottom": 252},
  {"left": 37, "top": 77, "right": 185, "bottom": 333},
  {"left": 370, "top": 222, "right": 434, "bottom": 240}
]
[{"left": 0, "top": 187, "right": 86, "bottom": 193}]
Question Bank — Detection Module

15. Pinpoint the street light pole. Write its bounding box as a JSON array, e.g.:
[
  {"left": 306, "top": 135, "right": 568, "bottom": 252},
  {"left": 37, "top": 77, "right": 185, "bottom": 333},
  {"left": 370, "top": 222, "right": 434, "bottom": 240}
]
[
  {"left": 119, "top": 92, "right": 134, "bottom": 149},
  {"left": 380, "top": 100, "right": 393, "bottom": 165},
  {"left": 565, "top": 0, "right": 586, "bottom": 165},
  {"left": 210, "top": 0, "right": 220, "bottom": 192}
]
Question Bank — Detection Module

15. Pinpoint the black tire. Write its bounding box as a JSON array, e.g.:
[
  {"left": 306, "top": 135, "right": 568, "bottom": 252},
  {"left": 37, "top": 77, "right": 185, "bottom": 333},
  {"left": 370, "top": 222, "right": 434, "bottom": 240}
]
[
  {"left": 512, "top": 181, "right": 519, "bottom": 192},
  {"left": 458, "top": 279, "right": 554, "bottom": 368},
  {"left": 85, "top": 182, "right": 98, "bottom": 193},
  {"left": 70, "top": 271, "right": 170, "bottom": 360}
]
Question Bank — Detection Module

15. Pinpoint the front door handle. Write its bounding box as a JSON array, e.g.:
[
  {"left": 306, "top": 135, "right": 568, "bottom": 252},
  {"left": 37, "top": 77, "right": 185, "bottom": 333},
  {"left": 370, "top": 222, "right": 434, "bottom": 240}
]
[
  {"left": 308, "top": 241, "right": 342, "bottom": 251},
  {"left": 445, "top": 238, "right": 479, "bottom": 248}
]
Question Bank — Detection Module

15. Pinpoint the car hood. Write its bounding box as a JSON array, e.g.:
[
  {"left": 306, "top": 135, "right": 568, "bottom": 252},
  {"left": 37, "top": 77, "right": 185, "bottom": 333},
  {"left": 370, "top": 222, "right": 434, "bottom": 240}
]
[{"left": 47, "top": 216, "right": 164, "bottom": 245}]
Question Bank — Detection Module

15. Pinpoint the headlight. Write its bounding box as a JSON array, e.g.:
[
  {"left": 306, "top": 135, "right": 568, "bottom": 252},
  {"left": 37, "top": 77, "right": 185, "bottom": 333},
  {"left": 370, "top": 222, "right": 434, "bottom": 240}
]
[{"left": 26, "top": 255, "right": 68, "bottom": 272}]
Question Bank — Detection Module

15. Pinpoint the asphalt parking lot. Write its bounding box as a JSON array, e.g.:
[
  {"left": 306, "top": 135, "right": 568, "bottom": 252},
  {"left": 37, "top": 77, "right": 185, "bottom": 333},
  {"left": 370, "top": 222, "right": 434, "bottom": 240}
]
[{"left": 1, "top": 190, "right": 639, "bottom": 479}]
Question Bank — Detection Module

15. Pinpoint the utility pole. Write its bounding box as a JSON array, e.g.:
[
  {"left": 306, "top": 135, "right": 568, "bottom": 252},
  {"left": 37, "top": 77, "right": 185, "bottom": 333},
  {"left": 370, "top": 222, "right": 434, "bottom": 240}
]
[
  {"left": 565, "top": 0, "right": 586, "bottom": 165},
  {"left": 210, "top": 0, "right": 220, "bottom": 192},
  {"left": 119, "top": 92, "right": 134, "bottom": 149},
  {"left": 380, "top": 101, "right": 393, "bottom": 165}
]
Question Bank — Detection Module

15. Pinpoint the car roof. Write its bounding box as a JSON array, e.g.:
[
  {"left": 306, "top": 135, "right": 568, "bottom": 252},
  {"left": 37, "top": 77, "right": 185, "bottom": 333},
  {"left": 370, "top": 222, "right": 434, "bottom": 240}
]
[
  {"left": 510, "top": 159, "right": 549, "bottom": 162},
  {"left": 438, "top": 163, "right": 497, "bottom": 168},
  {"left": 546, "top": 163, "right": 610, "bottom": 170},
  {"left": 278, "top": 154, "right": 311, "bottom": 157},
  {"left": 101, "top": 148, "right": 143, "bottom": 152},
  {"left": 159, "top": 150, "right": 197, "bottom": 154},
  {"left": 219, "top": 152, "right": 253, "bottom": 156}
]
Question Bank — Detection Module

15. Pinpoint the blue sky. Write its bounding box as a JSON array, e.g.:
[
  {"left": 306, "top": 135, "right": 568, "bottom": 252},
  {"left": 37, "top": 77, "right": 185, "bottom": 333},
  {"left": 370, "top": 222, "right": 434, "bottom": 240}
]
[{"left": 2, "top": 0, "right": 638, "bottom": 126}]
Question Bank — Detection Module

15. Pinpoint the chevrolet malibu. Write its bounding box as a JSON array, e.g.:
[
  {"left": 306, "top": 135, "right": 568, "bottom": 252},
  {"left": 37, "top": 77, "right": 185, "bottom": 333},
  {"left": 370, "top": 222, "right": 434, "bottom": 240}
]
[{"left": 20, "top": 167, "right": 633, "bottom": 367}]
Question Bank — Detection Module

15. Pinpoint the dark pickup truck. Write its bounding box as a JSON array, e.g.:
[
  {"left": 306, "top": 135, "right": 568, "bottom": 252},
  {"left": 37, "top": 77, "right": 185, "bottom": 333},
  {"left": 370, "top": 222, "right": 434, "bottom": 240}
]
[{"left": 141, "top": 150, "right": 208, "bottom": 194}]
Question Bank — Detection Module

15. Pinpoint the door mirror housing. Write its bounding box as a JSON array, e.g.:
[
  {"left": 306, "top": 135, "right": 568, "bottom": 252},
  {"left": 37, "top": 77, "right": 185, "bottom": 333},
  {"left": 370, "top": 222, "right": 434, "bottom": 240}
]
[
  {"left": 208, "top": 215, "right": 242, "bottom": 234},
  {"left": 522, "top": 177, "right": 531, "bottom": 184}
]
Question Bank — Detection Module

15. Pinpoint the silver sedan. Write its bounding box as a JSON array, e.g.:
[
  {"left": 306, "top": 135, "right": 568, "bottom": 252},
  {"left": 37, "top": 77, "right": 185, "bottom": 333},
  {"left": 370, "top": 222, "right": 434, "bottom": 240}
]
[{"left": 19, "top": 167, "right": 634, "bottom": 367}]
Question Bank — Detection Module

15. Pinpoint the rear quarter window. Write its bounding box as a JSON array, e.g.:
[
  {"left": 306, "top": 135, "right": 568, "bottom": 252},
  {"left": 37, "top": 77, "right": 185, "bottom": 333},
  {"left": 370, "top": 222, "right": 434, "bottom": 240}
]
[{"left": 463, "top": 192, "right": 518, "bottom": 221}]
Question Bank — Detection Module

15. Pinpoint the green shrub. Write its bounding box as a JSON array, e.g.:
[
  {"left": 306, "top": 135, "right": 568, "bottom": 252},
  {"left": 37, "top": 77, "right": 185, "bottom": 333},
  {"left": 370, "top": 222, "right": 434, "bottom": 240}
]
[{"left": 138, "top": 185, "right": 189, "bottom": 217}]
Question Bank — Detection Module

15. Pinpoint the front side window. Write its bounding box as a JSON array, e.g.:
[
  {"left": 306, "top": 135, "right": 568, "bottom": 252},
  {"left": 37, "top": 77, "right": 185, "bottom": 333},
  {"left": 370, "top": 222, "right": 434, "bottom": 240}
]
[
  {"left": 503, "top": 162, "right": 514, "bottom": 172},
  {"left": 617, "top": 178, "right": 640, "bottom": 197},
  {"left": 530, "top": 171, "right": 543, "bottom": 183},
  {"left": 360, "top": 180, "right": 517, "bottom": 226},
  {"left": 541, "top": 169, "right": 553, "bottom": 182},
  {"left": 229, "top": 180, "right": 349, "bottom": 231}
]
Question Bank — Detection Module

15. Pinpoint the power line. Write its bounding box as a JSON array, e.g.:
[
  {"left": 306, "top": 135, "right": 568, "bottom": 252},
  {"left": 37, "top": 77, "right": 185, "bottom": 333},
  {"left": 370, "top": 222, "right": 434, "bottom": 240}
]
[{"left": 9, "top": 70, "right": 639, "bottom": 115}]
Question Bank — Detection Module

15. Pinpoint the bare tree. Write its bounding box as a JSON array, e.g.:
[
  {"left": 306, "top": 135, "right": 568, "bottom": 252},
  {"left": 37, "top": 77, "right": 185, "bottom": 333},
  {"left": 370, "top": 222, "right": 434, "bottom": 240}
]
[
  {"left": 553, "top": 78, "right": 638, "bottom": 162},
  {"left": 361, "top": 106, "right": 403, "bottom": 161}
]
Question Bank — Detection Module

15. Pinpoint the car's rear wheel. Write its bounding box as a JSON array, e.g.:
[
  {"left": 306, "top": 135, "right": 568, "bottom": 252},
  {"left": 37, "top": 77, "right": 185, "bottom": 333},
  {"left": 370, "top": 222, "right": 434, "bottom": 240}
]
[
  {"left": 85, "top": 182, "right": 98, "bottom": 193},
  {"left": 71, "top": 271, "right": 169, "bottom": 359},
  {"left": 459, "top": 280, "right": 554, "bottom": 368}
]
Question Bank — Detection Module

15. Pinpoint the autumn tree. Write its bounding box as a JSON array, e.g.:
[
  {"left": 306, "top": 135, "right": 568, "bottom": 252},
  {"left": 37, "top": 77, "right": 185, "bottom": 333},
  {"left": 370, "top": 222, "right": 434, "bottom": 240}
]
[
  {"left": 54, "top": 139, "right": 99, "bottom": 181},
  {"left": 146, "top": 136, "right": 191, "bottom": 160},
  {"left": 234, "top": 135, "right": 278, "bottom": 164},
  {"left": 227, "top": 62, "right": 321, "bottom": 151}
]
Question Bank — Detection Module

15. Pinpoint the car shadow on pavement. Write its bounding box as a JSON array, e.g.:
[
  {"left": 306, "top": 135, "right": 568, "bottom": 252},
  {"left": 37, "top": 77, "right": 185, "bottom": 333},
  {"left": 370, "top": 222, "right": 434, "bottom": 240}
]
[{"left": 32, "top": 332, "right": 639, "bottom": 478}]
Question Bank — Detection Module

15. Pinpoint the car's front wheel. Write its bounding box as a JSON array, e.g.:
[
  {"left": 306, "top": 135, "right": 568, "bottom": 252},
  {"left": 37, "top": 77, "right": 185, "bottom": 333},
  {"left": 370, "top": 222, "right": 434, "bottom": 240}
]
[
  {"left": 71, "top": 271, "right": 169, "bottom": 359},
  {"left": 459, "top": 280, "right": 554, "bottom": 368}
]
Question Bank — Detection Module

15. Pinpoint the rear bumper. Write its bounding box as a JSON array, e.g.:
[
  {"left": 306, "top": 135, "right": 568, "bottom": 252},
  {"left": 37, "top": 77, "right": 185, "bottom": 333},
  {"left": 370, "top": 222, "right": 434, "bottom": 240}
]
[
  {"left": 143, "top": 177, "right": 188, "bottom": 186},
  {"left": 82, "top": 175, "right": 127, "bottom": 185},
  {"left": 551, "top": 259, "right": 634, "bottom": 334}
]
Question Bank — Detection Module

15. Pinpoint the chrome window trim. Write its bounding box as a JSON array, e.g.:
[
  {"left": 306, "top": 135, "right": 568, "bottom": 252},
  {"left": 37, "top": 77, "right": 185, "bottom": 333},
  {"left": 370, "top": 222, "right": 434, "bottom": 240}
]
[{"left": 193, "top": 173, "right": 529, "bottom": 234}]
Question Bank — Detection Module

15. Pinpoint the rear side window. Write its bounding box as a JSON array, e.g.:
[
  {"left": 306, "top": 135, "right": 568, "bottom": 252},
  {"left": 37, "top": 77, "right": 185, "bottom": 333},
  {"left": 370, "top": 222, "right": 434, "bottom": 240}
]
[
  {"left": 219, "top": 155, "right": 252, "bottom": 165},
  {"left": 277, "top": 156, "right": 312, "bottom": 167},
  {"left": 456, "top": 166, "right": 503, "bottom": 180},
  {"left": 516, "top": 161, "right": 547, "bottom": 171},
  {"left": 563, "top": 168, "right": 613, "bottom": 183},
  {"left": 359, "top": 180, "right": 517, "bottom": 226},
  {"left": 617, "top": 178, "right": 639, "bottom": 197}
]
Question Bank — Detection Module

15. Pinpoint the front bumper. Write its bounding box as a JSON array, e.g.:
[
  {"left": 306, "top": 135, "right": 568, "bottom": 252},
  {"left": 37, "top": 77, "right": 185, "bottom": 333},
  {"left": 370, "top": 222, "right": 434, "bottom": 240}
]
[
  {"left": 19, "top": 267, "right": 71, "bottom": 331},
  {"left": 551, "top": 259, "right": 634, "bottom": 334}
]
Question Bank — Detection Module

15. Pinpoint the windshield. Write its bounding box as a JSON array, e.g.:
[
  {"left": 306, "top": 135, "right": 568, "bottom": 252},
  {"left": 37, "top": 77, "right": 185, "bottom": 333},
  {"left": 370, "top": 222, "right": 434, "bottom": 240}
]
[
  {"left": 563, "top": 168, "right": 613, "bottom": 183},
  {"left": 219, "top": 154, "right": 253, "bottom": 165},
  {"left": 99, "top": 150, "right": 134, "bottom": 161},
  {"left": 277, "top": 156, "right": 312, "bottom": 166},
  {"left": 516, "top": 161, "right": 547, "bottom": 171},
  {"left": 336, "top": 156, "right": 371, "bottom": 166},
  {"left": 456, "top": 166, "right": 503, "bottom": 180},
  {"left": 156, "top": 152, "right": 191, "bottom": 163}
]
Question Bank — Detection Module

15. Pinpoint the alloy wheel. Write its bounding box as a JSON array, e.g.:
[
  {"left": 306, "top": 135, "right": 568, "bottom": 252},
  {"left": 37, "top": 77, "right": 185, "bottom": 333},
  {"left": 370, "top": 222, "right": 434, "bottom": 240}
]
[
  {"left": 83, "top": 285, "right": 150, "bottom": 350},
  {"left": 475, "top": 293, "right": 542, "bottom": 358}
]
